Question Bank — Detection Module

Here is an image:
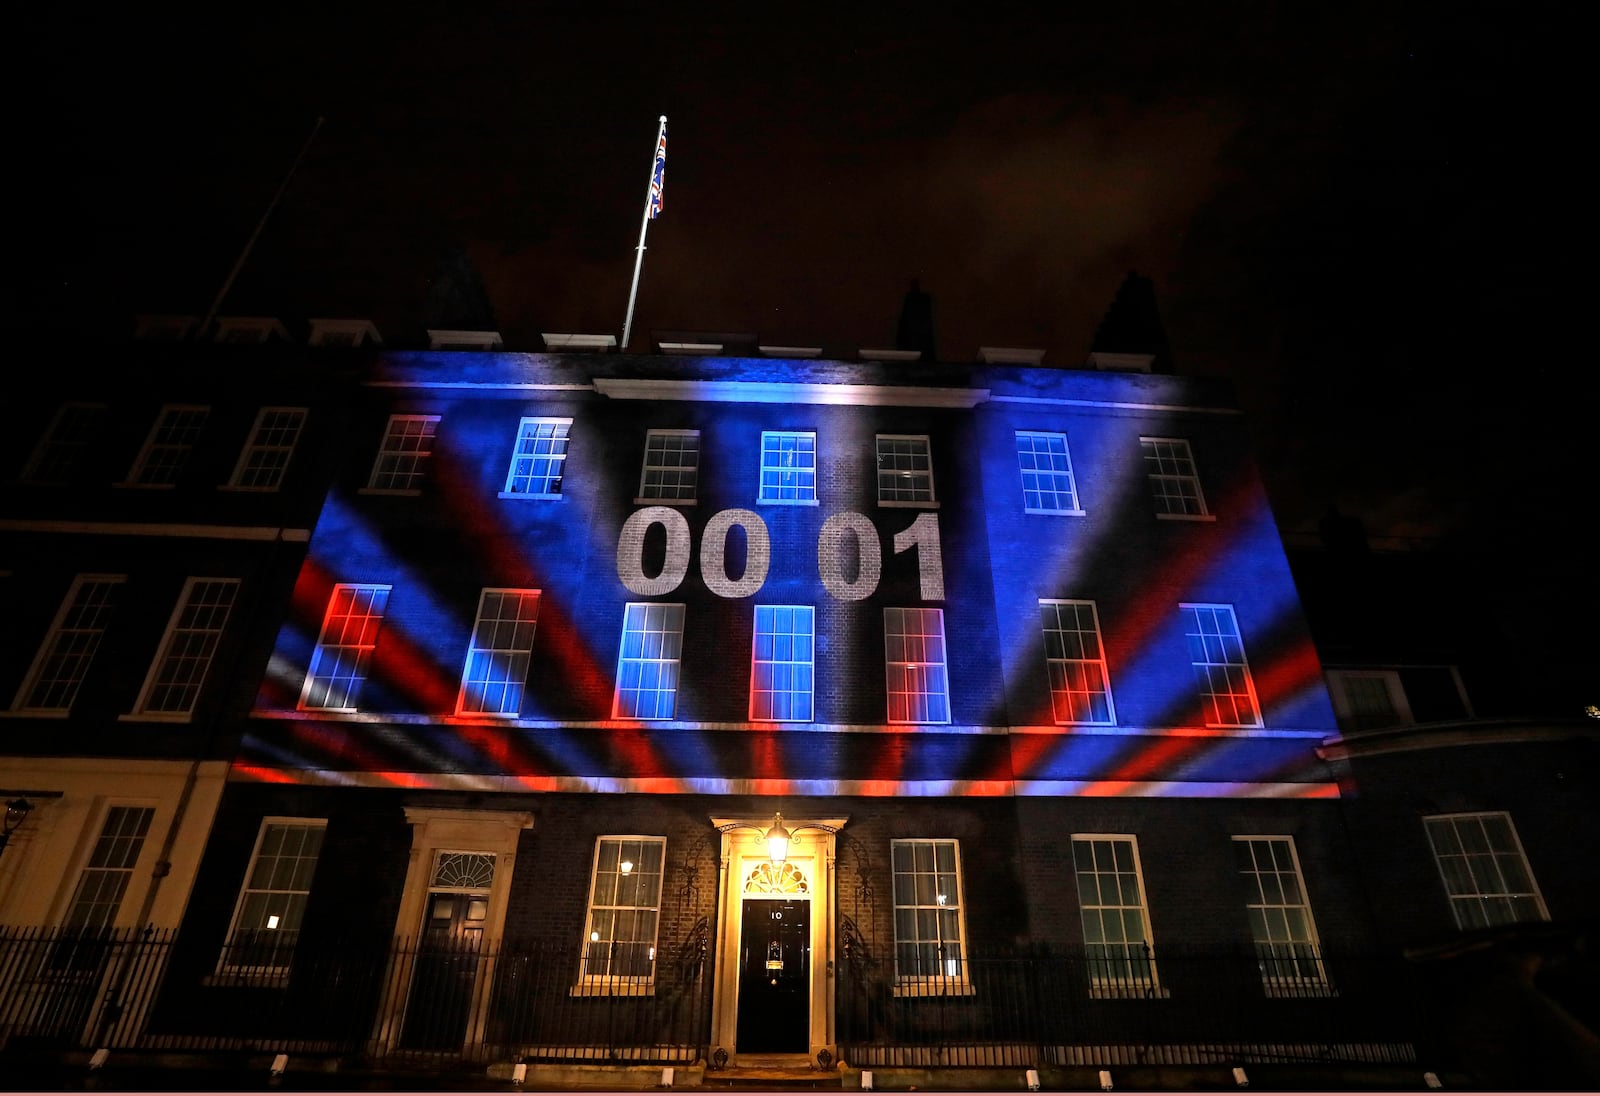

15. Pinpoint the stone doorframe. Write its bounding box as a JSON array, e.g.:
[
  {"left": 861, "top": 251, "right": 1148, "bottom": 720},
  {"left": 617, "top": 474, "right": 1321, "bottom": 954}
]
[
  {"left": 708, "top": 814, "right": 847, "bottom": 1067},
  {"left": 370, "top": 807, "right": 534, "bottom": 1054}
]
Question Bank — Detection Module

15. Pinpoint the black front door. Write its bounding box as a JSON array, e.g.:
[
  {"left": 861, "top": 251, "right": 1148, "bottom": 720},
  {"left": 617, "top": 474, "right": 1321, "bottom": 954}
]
[
  {"left": 736, "top": 898, "right": 809, "bottom": 1053},
  {"left": 401, "top": 891, "right": 488, "bottom": 1049}
]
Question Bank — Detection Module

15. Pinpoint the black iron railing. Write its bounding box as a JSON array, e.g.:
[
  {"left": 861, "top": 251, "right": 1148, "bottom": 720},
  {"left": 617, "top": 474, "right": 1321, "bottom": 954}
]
[
  {"left": 836, "top": 944, "right": 1429, "bottom": 1069},
  {"left": 4, "top": 927, "right": 1435, "bottom": 1073},
  {"left": 1, "top": 926, "right": 711, "bottom": 1066}
]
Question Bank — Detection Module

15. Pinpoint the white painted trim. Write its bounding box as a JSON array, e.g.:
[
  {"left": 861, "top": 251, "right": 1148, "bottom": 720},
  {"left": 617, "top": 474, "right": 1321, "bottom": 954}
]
[
  {"left": 595, "top": 378, "right": 990, "bottom": 408},
  {"left": 990, "top": 394, "right": 1242, "bottom": 415},
  {"left": 245, "top": 708, "right": 1331, "bottom": 738},
  {"left": 224, "top": 767, "right": 1339, "bottom": 800}
]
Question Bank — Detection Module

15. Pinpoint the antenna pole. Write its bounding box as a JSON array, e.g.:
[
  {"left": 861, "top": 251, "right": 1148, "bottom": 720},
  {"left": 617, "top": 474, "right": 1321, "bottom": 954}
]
[{"left": 201, "top": 115, "right": 325, "bottom": 335}]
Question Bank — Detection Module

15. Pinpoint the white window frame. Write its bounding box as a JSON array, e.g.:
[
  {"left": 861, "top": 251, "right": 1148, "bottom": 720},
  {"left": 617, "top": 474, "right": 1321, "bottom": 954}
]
[
  {"left": 576, "top": 835, "right": 665, "bottom": 995},
  {"left": 501, "top": 417, "right": 573, "bottom": 499},
  {"left": 884, "top": 607, "right": 951, "bottom": 725},
  {"left": 1424, "top": 812, "right": 1549, "bottom": 930},
  {"left": 61, "top": 805, "right": 156, "bottom": 931},
  {"left": 635, "top": 429, "right": 701, "bottom": 505},
  {"left": 875, "top": 434, "right": 938, "bottom": 508},
  {"left": 1233, "top": 836, "right": 1330, "bottom": 995},
  {"left": 1016, "top": 431, "right": 1084, "bottom": 515},
  {"left": 129, "top": 577, "right": 241, "bottom": 720},
  {"left": 22, "top": 402, "right": 107, "bottom": 485},
  {"left": 218, "top": 818, "right": 328, "bottom": 979},
  {"left": 11, "top": 574, "right": 125, "bottom": 715},
  {"left": 1181, "top": 603, "right": 1263, "bottom": 728},
  {"left": 1139, "top": 436, "right": 1212, "bottom": 520},
  {"left": 456, "top": 588, "right": 542, "bottom": 717},
  {"left": 1325, "top": 669, "right": 1415, "bottom": 732},
  {"left": 612, "top": 603, "right": 686, "bottom": 720},
  {"left": 749, "top": 605, "right": 815, "bottom": 722},
  {"left": 364, "top": 414, "right": 439, "bottom": 494},
  {"left": 1072, "top": 834, "right": 1164, "bottom": 998},
  {"left": 298, "top": 583, "right": 392, "bottom": 712},
  {"left": 757, "top": 430, "right": 819, "bottom": 505},
  {"left": 225, "top": 406, "right": 307, "bottom": 491},
  {"left": 1040, "top": 599, "right": 1117, "bottom": 726},
  {"left": 890, "top": 838, "right": 973, "bottom": 996},
  {"left": 126, "top": 404, "right": 210, "bottom": 488}
]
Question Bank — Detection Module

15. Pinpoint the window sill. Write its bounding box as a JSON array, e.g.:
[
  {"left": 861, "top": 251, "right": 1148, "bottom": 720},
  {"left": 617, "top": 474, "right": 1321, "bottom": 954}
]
[
  {"left": 1155, "top": 512, "right": 1216, "bottom": 522},
  {"left": 1024, "top": 508, "right": 1087, "bottom": 517},
  {"left": 217, "top": 484, "right": 282, "bottom": 494},
  {"left": 634, "top": 497, "right": 698, "bottom": 507},
  {"left": 358, "top": 487, "right": 422, "bottom": 497},
  {"left": 0, "top": 708, "right": 70, "bottom": 720},
  {"left": 757, "top": 498, "right": 820, "bottom": 506},
  {"left": 1088, "top": 983, "right": 1170, "bottom": 1000},
  {"left": 117, "top": 712, "right": 195, "bottom": 724},
  {"left": 498, "top": 491, "right": 564, "bottom": 501},
  {"left": 878, "top": 500, "right": 940, "bottom": 509},
  {"left": 893, "top": 980, "right": 975, "bottom": 998},
  {"left": 113, "top": 482, "right": 177, "bottom": 491},
  {"left": 569, "top": 981, "right": 655, "bottom": 998}
]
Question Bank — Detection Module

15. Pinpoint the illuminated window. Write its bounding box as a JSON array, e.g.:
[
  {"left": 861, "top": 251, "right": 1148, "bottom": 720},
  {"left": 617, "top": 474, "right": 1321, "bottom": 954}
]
[
  {"left": 1181, "top": 604, "right": 1262, "bottom": 728},
  {"left": 503, "top": 417, "right": 572, "bottom": 497},
  {"left": 128, "top": 404, "right": 209, "bottom": 487},
  {"left": 580, "top": 836, "right": 665, "bottom": 987},
  {"left": 613, "top": 603, "right": 685, "bottom": 719},
  {"left": 1140, "top": 437, "right": 1209, "bottom": 518},
  {"left": 457, "top": 588, "right": 541, "bottom": 716},
  {"left": 1072, "top": 835, "right": 1160, "bottom": 996},
  {"left": 876, "top": 434, "right": 936, "bottom": 506},
  {"left": 220, "top": 819, "right": 327, "bottom": 975},
  {"left": 299, "top": 584, "right": 392, "bottom": 711},
  {"left": 1233, "top": 836, "right": 1327, "bottom": 992},
  {"left": 1016, "top": 431, "right": 1083, "bottom": 514},
  {"left": 1424, "top": 812, "right": 1548, "bottom": 930},
  {"left": 12, "top": 574, "right": 124, "bottom": 714},
  {"left": 891, "top": 839, "right": 969, "bottom": 991},
  {"left": 64, "top": 806, "right": 155, "bottom": 930},
  {"left": 23, "top": 402, "right": 106, "bottom": 484},
  {"left": 758, "top": 430, "right": 817, "bottom": 504},
  {"left": 1040, "top": 599, "right": 1115, "bottom": 725},
  {"left": 637, "top": 429, "right": 700, "bottom": 504},
  {"left": 884, "top": 607, "right": 951, "bottom": 724},
  {"left": 366, "top": 414, "right": 439, "bottom": 493},
  {"left": 228, "top": 407, "right": 307, "bottom": 490},
  {"left": 133, "top": 577, "right": 240, "bottom": 718},
  {"left": 750, "top": 605, "right": 814, "bottom": 722},
  {"left": 1326, "top": 669, "right": 1413, "bottom": 731}
]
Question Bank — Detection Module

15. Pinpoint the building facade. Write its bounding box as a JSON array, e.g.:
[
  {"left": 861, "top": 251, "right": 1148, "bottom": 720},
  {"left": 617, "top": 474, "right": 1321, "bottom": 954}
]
[{"left": 9, "top": 332, "right": 1588, "bottom": 1085}]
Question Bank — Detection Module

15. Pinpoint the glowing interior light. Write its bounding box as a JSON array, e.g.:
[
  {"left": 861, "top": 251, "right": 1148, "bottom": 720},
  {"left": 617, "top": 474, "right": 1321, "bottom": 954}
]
[
  {"left": 619, "top": 860, "right": 633, "bottom": 876},
  {"left": 946, "top": 958, "right": 960, "bottom": 977},
  {"left": 648, "top": 946, "right": 656, "bottom": 960},
  {"left": 266, "top": 915, "right": 280, "bottom": 930},
  {"left": 937, "top": 893, "right": 947, "bottom": 906},
  {"left": 591, "top": 931, "right": 600, "bottom": 942}
]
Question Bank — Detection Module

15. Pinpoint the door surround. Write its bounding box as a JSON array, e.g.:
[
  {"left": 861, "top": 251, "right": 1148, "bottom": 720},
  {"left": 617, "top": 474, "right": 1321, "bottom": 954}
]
[
  {"left": 709, "top": 814, "right": 846, "bottom": 1067},
  {"left": 372, "top": 807, "right": 533, "bottom": 1053}
]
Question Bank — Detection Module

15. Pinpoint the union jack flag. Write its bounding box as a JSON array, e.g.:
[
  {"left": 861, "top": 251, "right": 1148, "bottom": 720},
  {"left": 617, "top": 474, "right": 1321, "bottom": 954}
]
[{"left": 649, "top": 122, "right": 667, "bottom": 219}]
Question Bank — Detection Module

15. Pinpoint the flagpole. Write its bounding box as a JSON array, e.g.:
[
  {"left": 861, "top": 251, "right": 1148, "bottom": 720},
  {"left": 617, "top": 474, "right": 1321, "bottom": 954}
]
[{"left": 620, "top": 115, "right": 666, "bottom": 353}]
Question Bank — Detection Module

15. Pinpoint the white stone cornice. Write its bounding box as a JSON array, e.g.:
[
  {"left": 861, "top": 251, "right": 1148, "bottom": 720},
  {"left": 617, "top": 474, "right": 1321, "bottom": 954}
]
[{"left": 593, "top": 377, "right": 990, "bottom": 408}]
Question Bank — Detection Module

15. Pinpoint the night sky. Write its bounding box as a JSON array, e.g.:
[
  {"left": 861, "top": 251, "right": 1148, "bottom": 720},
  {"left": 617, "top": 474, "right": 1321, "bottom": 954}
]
[{"left": 9, "top": 3, "right": 1589, "bottom": 709}]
